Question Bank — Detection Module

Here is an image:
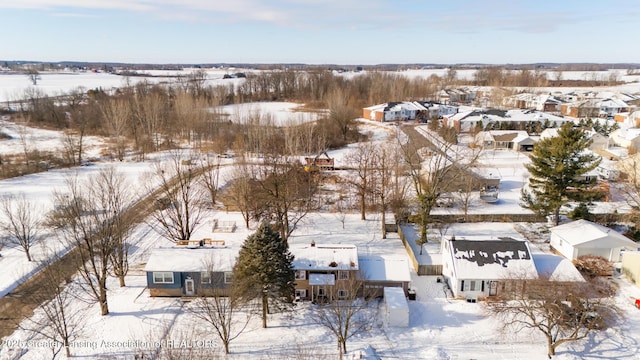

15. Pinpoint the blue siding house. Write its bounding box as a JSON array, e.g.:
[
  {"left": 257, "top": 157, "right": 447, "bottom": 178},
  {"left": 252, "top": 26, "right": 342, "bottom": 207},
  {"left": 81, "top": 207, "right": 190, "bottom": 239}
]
[{"left": 144, "top": 247, "right": 235, "bottom": 297}]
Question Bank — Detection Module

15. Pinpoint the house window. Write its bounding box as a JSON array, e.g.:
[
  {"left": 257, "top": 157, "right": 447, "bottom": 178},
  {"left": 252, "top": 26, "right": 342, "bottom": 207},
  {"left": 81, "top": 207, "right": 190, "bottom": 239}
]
[
  {"left": 338, "top": 271, "right": 349, "bottom": 280},
  {"left": 318, "top": 286, "right": 326, "bottom": 297},
  {"left": 295, "top": 270, "right": 306, "bottom": 280},
  {"left": 463, "top": 280, "right": 478, "bottom": 292},
  {"left": 153, "top": 272, "right": 174, "bottom": 284},
  {"left": 224, "top": 272, "right": 233, "bottom": 284},
  {"left": 201, "top": 272, "right": 211, "bottom": 284},
  {"left": 295, "top": 289, "right": 306, "bottom": 299},
  {"left": 338, "top": 289, "right": 348, "bottom": 299}
]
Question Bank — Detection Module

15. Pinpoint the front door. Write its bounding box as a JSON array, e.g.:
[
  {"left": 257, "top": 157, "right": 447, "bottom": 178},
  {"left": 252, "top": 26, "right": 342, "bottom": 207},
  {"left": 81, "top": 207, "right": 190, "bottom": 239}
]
[
  {"left": 185, "top": 278, "right": 195, "bottom": 296},
  {"left": 489, "top": 281, "right": 498, "bottom": 296}
]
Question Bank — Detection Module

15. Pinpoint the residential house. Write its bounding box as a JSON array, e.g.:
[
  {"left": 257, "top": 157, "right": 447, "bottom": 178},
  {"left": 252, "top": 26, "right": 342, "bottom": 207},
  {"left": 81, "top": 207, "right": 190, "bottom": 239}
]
[
  {"left": 609, "top": 128, "right": 640, "bottom": 150},
  {"left": 505, "top": 93, "right": 564, "bottom": 113},
  {"left": 291, "top": 242, "right": 359, "bottom": 302},
  {"left": 585, "top": 130, "right": 610, "bottom": 151},
  {"left": 359, "top": 256, "right": 411, "bottom": 298},
  {"left": 362, "top": 102, "right": 429, "bottom": 122},
  {"left": 614, "top": 110, "right": 640, "bottom": 127},
  {"left": 549, "top": 219, "right": 639, "bottom": 262},
  {"left": 144, "top": 246, "right": 235, "bottom": 297},
  {"left": 445, "top": 109, "right": 570, "bottom": 133},
  {"left": 437, "top": 88, "right": 477, "bottom": 105},
  {"left": 561, "top": 98, "right": 629, "bottom": 118},
  {"left": 474, "top": 130, "right": 536, "bottom": 151},
  {"left": 441, "top": 236, "right": 539, "bottom": 300},
  {"left": 304, "top": 151, "right": 335, "bottom": 171}
]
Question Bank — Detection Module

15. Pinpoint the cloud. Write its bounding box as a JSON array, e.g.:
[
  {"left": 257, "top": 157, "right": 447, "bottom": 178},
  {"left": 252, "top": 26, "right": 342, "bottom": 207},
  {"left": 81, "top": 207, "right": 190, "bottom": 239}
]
[{"left": 0, "top": 0, "right": 636, "bottom": 34}]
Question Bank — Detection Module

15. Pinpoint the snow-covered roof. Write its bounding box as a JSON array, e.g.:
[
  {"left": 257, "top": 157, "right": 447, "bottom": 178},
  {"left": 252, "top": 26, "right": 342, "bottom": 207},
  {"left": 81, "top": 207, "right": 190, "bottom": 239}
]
[
  {"left": 383, "top": 287, "right": 408, "bottom": 310},
  {"left": 532, "top": 253, "right": 585, "bottom": 282},
  {"left": 144, "top": 247, "right": 236, "bottom": 272},
  {"left": 446, "top": 237, "right": 538, "bottom": 280},
  {"left": 476, "top": 130, "right": 532, "bottom": 144},
  {"left": 550, "top": 219, "right": 639, "bottom": 249},
  {"left": 359, "top": 256, "right": 411, "bottom": 283},
  {"left": 291, "top": 243, "right": 359, "bottom": 271}
]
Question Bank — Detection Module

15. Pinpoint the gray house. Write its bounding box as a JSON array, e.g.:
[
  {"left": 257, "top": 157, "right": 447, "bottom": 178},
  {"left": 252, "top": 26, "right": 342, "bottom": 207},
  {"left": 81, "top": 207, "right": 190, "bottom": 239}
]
[{"left": 144, "top": 247, "right": 235, "bottom": 297}]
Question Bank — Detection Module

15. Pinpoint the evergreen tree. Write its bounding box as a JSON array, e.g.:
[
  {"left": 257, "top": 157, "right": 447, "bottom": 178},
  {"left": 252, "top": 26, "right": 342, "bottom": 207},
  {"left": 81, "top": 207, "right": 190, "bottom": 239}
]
[
  {"left": 232, "top": 223, "right": 295, "bottom": 328},
  {"left": 521, "top": 123, "right": 601, "bottom": 225}
]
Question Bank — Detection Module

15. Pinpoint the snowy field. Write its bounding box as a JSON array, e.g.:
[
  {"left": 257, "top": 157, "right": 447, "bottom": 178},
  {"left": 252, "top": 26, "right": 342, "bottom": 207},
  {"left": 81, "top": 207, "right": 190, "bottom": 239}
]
[
  {"left": 0, "top": 68, "right": 251, "bottom": 103},
  {"left": 2, "top": 68, "right": 640, "bottom": 105},
  {"left": 217, "top": 101, "right": 326, "bottom": 126}
]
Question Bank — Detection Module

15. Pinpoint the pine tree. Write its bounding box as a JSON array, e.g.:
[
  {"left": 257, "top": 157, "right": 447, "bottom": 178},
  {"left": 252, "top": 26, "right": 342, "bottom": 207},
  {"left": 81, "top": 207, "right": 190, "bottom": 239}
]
[
  {"left": 521, "top": 123, "right": 601, "bottom": 225},
  {"left": 232, "top": 223, "right": 295, "bottom": 328}
]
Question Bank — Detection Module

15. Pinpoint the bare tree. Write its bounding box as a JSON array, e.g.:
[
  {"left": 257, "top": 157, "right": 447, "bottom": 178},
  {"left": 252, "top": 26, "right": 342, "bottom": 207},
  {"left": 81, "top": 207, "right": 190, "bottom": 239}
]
[
  {"left": 26, "top": 69, "right": 41, "bottom": 85},
  {"left": 0, "top": 193, "right": 42, "bottom": 261},
  {"left": 16, "top": 117, "right": 33, "bottom": 167},
  {"left": 254, "top": 155, "right": 317, "bottom": 242},
  {"left": 187, "top": 290, "right": 251, "bottom": 354},
  {"left": 147, "top": 152, "right": 208, "bottom": 242},
  {"left": 345, "top": 142, "right": 376, "bottom": 220},
  {"left": 371, "top": 143, "right": 396, "bottom": 239},
  {"left": 312, "top": 275, "right": 373, "bottom": 360},
  {"left": 222, "top": 164, "right": 256, "bottom": 229},
  {"left": 101, "top": 98, "right": 131, "bottom": 161},
  {"left": 48, "top": 168, "right": 132, "bottom": 315},
  {"left": 18, "top": 252, "right": 86, "bottom": 358},
  {"left": 485, "top": 276, "right": 617, "bottom": 358},
  {"left": 200, "top": 154, "right": 222, "bottom": 209},
  {"left": 398, "top": 125, "right": 478, "bottom": 243},
  {"left": 60, "top": 130, "right": 83, "bottom": 166}
]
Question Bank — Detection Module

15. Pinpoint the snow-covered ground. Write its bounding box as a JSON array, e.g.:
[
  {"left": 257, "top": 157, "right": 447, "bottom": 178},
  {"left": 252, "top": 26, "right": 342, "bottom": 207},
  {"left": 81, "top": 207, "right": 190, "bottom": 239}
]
[
  {"left": 1, "top": 109, "right": 640, "bottom": 359},
  {"left": 3, "top": 211, "right": 640, "bottom": 359},
  {"left": 217, "top": 101, "right": 326, "bottom": 126}
]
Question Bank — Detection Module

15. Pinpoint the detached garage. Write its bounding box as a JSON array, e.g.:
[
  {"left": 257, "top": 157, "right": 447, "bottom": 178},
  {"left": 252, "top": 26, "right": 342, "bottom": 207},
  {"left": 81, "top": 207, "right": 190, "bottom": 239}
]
[
  {"left": 383, "top": 287, "right": 409, "bottom": 328},
  {"left": 550, "top": 219, "right": 639, "bottom": 262}
]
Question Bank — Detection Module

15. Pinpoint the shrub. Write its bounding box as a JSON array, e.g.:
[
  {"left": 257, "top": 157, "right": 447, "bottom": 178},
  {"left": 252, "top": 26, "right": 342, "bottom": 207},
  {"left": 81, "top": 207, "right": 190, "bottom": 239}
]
[{"left": 573, "top": 255, "right": 613, "bottom": 278}]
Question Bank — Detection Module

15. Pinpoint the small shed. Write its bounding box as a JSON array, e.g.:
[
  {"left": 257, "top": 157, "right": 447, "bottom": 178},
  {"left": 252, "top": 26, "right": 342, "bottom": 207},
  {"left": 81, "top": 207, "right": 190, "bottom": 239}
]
[
  {"left": 549, "top": 219, "right": 639, "bottom": 262},
  {"left": 383, "top": 287, "right": 409, "bottom": 328}
]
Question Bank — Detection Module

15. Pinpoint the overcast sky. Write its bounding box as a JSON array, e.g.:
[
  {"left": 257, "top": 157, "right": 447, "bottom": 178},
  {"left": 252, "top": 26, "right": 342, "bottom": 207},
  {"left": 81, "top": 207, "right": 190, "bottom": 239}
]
[{"left": 0, "top": 0, "right": 638, "bottom": 65}]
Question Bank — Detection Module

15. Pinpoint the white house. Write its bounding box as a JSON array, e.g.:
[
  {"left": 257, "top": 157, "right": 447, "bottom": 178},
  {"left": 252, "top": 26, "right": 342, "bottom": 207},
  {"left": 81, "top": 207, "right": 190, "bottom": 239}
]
[
  {"left": 609, "top": 128, "right": 640, "bottom": 150},
  {"left": 362, "top": 102, "right": 428, "bottom": 122},
  {"left": 441, "top": 236, "right": 538, "bottom": 300},
  {"left": 550, "top": 219, "right": 639, "bottom": 262},
  {"left": 474, "top": 130, "right": 536, "bottom": 151}
]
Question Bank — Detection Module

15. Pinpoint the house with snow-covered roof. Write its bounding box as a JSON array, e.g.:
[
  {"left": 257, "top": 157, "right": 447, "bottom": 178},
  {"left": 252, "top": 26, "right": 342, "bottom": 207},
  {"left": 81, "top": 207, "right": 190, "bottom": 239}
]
[
  {"left": 362, "top": 101, "right": 428, "bottom": 122},
  {"left": 550, "top": 219, "right": 639, "bottom": 262},
  {"left": 474, "top": 130, "right": 536, "bottom": 151},
  {"left": 609, "top": 128, "right": 640, "bottom": 150},
  {"left": 441, "top": 236, "right": 538, "bottom": 300},
  {"left": 290, "top": 242, "right": 359, "bottom": 302},
  {"left": 445, "top": 109, "right": 571, "bottom": 133},
  {"left": 144, "top": 246, "right": 235, "bottom": 297}
]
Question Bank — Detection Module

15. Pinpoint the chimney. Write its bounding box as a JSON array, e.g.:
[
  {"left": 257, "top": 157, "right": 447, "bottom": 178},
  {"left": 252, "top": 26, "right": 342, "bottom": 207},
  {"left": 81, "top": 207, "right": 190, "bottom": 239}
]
[
  {"left": 450, "top": 235, "right": 456, "bottom": 241},
  {"left": 311, "top": 240, "right": 316, "bottom": 247}
]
